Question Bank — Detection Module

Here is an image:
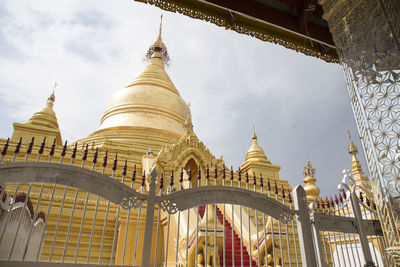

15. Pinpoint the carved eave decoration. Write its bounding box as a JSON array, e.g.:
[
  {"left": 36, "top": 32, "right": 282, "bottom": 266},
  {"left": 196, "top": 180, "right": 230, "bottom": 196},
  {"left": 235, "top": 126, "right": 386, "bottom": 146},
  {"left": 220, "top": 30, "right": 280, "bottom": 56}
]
[
  {"left": 136, "top": 0, "right": 339, "bottom": 63},
  {"left": 154, "top": 131, "right": 224, "bottom": 175}
]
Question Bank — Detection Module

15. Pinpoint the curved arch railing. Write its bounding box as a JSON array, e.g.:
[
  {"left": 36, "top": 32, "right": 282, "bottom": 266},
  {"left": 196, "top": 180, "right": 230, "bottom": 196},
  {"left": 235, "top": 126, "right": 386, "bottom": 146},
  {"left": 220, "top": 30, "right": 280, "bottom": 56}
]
[
  {"left": 158, "top": 186, "right": 296, "bottom": 223},
  {"left": 0, "top": 162, "right": 145, "bottom": 209}
]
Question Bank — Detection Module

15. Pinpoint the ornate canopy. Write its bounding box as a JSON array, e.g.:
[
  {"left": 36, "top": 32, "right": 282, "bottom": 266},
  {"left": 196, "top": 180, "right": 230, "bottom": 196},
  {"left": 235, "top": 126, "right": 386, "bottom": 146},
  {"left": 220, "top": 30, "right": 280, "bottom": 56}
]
[{"left": 136, "top": 0, "right": 338, "bottom": 63}]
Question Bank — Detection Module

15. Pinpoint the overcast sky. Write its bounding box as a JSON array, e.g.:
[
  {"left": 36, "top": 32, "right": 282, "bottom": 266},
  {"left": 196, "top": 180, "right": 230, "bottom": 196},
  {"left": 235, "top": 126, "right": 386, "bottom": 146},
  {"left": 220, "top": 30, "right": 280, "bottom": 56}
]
[{"left": 0, "top": 0, "right": 367, "bottom": 197}]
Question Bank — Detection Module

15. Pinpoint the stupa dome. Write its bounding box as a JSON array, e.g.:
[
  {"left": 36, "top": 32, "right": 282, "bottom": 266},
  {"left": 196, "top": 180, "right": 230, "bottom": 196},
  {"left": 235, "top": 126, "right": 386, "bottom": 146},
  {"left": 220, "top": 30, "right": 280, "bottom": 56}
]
[{"left": 97, "top": 25, "right": 189, "bottom": 138}]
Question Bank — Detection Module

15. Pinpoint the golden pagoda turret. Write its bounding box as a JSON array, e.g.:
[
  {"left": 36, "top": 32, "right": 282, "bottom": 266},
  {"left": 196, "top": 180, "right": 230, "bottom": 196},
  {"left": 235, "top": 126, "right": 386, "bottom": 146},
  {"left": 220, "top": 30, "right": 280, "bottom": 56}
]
[
  {"left": 302, "top": 160, "right": 320, "bottom": 203},
  {"left": 347, "top": 131, "right": 372, "bottom": 197},
  {"left": 75, "top": 18, "right": 190, "bottom": 153},
  {"left": 11, "top": 88, "right": 62, "bottom": 145},
  {"left": 241, "top": 130, "right": 281, "bottom": 181}
]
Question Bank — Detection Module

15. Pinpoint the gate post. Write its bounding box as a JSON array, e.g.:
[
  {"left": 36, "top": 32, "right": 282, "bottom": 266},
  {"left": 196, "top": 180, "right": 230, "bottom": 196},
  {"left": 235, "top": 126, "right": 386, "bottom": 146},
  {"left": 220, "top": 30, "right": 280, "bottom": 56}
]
[
  {"left": 350, "top": 191, "right": 376, "bottom": 267},
  {"left": 310, "top": 212, "right": 327, "bottom": 267},
  {"left": 141, "top": 169, "right": 158, "bottom": 267},
  {"left": 293, "top": 185, "right": 318, "bottom": 266}
]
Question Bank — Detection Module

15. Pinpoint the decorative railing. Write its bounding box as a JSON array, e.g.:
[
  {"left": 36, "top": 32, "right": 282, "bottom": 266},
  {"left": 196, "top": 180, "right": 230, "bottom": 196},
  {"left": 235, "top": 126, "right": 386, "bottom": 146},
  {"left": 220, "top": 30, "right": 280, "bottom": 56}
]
[{"left": 0, "top": 137, "right": 387, "bottom": 266}]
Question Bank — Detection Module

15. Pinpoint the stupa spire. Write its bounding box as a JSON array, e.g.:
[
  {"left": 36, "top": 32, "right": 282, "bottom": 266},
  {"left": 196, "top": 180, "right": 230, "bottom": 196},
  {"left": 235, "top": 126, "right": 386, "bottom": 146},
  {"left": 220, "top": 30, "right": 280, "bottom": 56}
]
[
  {"left": 347, "top": 131, "right": 372, "bottom": 196},
  {"left": 347, "top": 131, "right": 363, "bottom": 177},
  {"left": 11, "top": 84, "right": 62, "bottom": 145},
  {"left": 302, "top": 160, "right": 320, "bottom": 203},
  {"left": 244, "top": 129, "right": 270, "bottom": 164},
  {"left": 27, "top": 87, "right": 59, "bottom": 129},
  {"left": 184, "top": 103, "right": 194, "bottom": 135},
  {"left": 145, "top": 15, "right": 169, "bottom": 65},
  {"left": 47, "top": 82, "right": 57, "bottom": 103}
]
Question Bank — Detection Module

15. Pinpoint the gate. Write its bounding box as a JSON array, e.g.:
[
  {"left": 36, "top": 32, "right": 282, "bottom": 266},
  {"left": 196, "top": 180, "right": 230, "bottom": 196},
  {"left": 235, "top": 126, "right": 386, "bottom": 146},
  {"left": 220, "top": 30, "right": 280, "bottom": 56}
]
[
  {"left": 309, "top": 172, "right": 385, "bottom": 267},
  {"left": 0, "top": 139, "right": 387, "bottom": 266}
]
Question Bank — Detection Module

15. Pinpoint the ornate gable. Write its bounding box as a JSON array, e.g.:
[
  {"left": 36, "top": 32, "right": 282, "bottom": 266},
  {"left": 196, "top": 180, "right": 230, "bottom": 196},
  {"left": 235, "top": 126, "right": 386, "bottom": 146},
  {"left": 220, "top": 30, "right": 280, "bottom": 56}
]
[{"left": 154, "top": 116, "right": 224, "bottom": 175}]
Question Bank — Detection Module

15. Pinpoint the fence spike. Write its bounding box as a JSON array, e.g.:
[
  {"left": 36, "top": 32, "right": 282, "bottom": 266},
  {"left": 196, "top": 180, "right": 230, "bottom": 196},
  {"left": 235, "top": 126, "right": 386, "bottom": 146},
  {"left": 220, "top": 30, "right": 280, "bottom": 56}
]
[
  {"left": 330, "top": 197, "right": 334, "bottom": 210},
  {"left": 288, "top": 190, "right": 292, "bottom": 203},
  {"left": 197, "top": 167, "right": 201, "bottom": 180},
  {"left": 334, "top": 195, "right": 339, "bottom": 205},
  {"left": 179, "top": 167, "right": 184, "bottom": 183},
  {"left": 245, "top": 171, "right": 249, "bottom": 184},
  {"left": 319, "top": 198, "right": 325, "bottom": 212},
  {"left": 359, "top": 191, "right": 364, "bottom": 203},
  {"left": 141, "top": 171, "right": 146, "bottom": 186},
  {"left": 1, "top": 138, "right": 9, "bottom": 156},
  {"left": 274, "top": 181, "right": 278, "bottom": 195},
  {"left": 27, "top": 137, "right": 34, "bottom": 155},
  {"left": 82, "top": 144, "right": 89, "bottom": 161},
  {"left": 206, "top": 165, "right": 209, "bottom": 180},
  {"left": 222, "top": 165, "right": 226, "bottom": 180},
  {"left": 267, "top": 178, "right": 271, "bottom": 192},
  {"left": 71, "top": 143, "right": 78, "bottom": 160},
  {"left": 339, "top": 193, "right": 343, "bottom": 204},
  {"left": 238, "top": 167, "right": 241, "bottom": 182},
  {"left": 93, "top": 147, "right": 98, "bottom": 164},
  {"left": 214, "top": 164, "right": 217, "bottom": 180},
  {"left": 112, "top": 153, "right": 118, "bottom": 171},
  {"left": 15, "top": 137, "right": 22, "bottom": 155},
  {"left": 122, "top": 160, "right": 127, "bottom": 176},
  {"left": 230, "top": 166, "right": 234, "bottom": 181},
  {"left": 342, "top": 191, "right": 347, "bottom": 200},
  {"left": 102, "top": 151, "right": 108, "bottom": 168},
  {"left": 281, "top": 185, "right": 285, "bottom": 199},
  {"left": 188, "top": 165, "right": 192, "bottom": 181},
  {"left": 325, "top": 197, "right": 331, "bottom": 213},
  {"left": 132, "top": 165, "right": 137, "bottom": 182},
  {"left": 49, "top": 138, "right": 56, "bottom": 157},
  {"left": 61, "top": 141, "right": 67, "bottom": 157},
  {"left": 253, "top": 172, "right": 257, "bottom": 186},
  {"left": 38, "top": 137, "right": 46, "bottom": 155},
  {"left": 169, "top": 170, "right": 174, "bottom": 187},
  {"left": 160, "top": 173, "right": 164, "bottom": 189},
  {"left": 259, "top": 173, "right": 263, "bottom": 187}
]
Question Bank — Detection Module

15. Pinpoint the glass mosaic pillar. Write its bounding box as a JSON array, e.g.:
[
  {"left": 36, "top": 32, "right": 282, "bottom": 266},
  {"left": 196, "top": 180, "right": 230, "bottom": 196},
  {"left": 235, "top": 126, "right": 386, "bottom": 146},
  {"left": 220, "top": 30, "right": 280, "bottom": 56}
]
[{"left": 319, "top": 0, "right": 400, "bottom": 264}]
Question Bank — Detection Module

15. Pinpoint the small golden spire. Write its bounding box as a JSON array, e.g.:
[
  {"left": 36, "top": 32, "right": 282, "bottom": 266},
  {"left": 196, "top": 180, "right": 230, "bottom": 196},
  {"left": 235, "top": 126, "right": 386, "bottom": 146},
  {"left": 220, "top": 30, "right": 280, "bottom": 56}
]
[
  {"left": 347, "top": 130, "right": 358, "bottom": 154},
  {"left": 303, "top": 160, "right": 315, "bottom": 177},
  {"left": 244, "top": 129, "right": 269, "bottom": 164},
  {"left": 145, "top": 15, "right": 169, "bottom": 65},
  {"left": 184, "top": 108, "right": 194, "bottom": 135},
  {"left": 47, "top": 82, "right": 57, "bottom": 102},
  {"left": 26, "top": 87, "right": 59, "bottom": 129},
  {"left": 347, "top": 131, "right": 372, "bottom": 196},
  {"left": 252, "top": 125, "right": 257, "bottom": 140},
  {"left": 303, "top": 160, "right": 320, "bottom": 203}
]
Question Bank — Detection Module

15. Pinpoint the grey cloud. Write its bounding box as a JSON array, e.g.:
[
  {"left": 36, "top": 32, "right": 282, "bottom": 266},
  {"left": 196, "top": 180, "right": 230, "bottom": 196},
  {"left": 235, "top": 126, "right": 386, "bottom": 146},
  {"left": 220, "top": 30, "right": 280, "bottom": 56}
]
[
  {"left": 0, "top": 32, "right": 26, "bottom": 60},
  {"left": 65, "top": 40, "right": 101, "bottom": 62},
  {"left": 70, "top": 11, "right": 114, "bottom": 30}
]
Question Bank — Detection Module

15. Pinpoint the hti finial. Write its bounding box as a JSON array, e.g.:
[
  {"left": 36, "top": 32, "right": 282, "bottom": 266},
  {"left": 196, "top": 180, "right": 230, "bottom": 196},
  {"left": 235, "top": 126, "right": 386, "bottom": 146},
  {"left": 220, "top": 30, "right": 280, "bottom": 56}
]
[
  {"left": 303, "top": 160, "right": 316, "bottom": 177},
  {"left": 347, "top": 130, "right": 358, "bottom": 154},
  {"left": 252, "top": 126, "right": 257, "bottom": 140},
  {"left": 145, "top": 15, "right": 169, "bottom": 65},
  {"left": 159, "top": 14, "right": 163, "bottom": 38},
  {"left": 48, "top": 82, "right": 57, "bottom": 102}
]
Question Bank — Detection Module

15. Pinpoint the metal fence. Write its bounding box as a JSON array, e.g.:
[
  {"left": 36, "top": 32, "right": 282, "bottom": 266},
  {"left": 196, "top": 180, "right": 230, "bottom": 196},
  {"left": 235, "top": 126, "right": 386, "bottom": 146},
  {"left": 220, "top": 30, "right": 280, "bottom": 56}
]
[{"left": 0, "top": 138, "right": 386, "bottom": 266}]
